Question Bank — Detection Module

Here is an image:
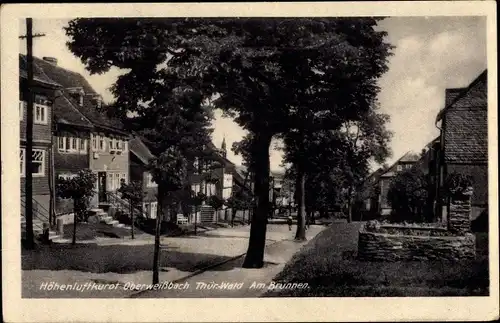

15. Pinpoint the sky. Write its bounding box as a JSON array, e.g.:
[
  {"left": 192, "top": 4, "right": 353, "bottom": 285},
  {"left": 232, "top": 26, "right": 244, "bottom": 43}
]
[{"left": 19, "top": 16, "right": 487, "bottom": 172}]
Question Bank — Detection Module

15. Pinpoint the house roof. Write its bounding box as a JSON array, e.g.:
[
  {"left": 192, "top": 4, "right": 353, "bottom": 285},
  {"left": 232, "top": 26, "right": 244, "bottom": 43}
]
[
  {"left": 436, "top": 69, "right": 487, "bottom": 122},
  {"left": 129, "top": 137, "right": 156, "bottom": 165},
  {"left": 19, "top": 54, "right": 61, "bottom": 88},
  {"left": 29, "top": 55, "right": 126, "bottom": 133},
  {"left": 380, "top": 151, "right": 420, "bottom": 178},
  {"left": 54, "top": 94, "right": 94, "bottom": 128},
  {"left": 440, "top": 70, "right": 488, "bottom": 163}
]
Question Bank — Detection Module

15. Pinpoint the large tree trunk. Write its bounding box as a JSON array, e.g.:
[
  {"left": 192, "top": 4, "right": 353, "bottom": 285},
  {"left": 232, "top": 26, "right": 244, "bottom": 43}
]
[
  {"left": 294, "top": 165, "right": 307, "bottom": 241},
  {"left": 242, "top": 133, "right": 272, "bottom": 268}
]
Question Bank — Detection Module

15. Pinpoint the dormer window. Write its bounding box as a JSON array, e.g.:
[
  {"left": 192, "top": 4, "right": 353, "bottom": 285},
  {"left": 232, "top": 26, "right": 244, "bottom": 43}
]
[
  {"left": 92, "top": 95, "right": 103, "bottom": 110},
  {"left": 67, "top": 87, "right": 85, "bottom": 107}
]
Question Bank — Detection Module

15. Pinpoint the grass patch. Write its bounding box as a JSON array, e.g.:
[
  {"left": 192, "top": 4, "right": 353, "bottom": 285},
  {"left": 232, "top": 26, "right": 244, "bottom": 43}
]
[
  {"left": 264, "top": 222, "right": 489, "bottom": 297},
  {"left": 62, "top": 223, "right": 143, "bottom": 241}
]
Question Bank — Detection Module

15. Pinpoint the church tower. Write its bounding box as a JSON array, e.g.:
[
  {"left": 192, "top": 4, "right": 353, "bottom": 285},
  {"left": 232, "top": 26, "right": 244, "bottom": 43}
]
[{"left": 221, "top": 135, "right": 227, "bottom": 158}]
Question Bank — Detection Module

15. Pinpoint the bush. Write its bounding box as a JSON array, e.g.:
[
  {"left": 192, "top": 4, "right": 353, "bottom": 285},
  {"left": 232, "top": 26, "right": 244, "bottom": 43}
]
[
  {"left": 444, "top": 172, "right": 474, "bottom": 197},
  {"left": 387, "top": 168, "right": 429, "bottom": 223}
]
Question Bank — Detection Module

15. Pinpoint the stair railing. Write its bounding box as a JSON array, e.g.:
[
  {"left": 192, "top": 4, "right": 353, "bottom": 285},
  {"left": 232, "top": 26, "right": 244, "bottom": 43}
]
[
  {"left": 20, "top": 199, "right": 46, "bottom": 233},
  {"left": 20, "top": 188, "right": 51, "bottom": 224},
  {"left": 106, "top": 191, "right": 149, "bottom": 221}
]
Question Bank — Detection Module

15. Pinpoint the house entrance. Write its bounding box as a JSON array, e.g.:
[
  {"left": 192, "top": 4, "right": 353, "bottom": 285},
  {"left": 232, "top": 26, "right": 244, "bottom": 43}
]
[{"left": 98, "top": 171, "right": 107, "bottom": 202}]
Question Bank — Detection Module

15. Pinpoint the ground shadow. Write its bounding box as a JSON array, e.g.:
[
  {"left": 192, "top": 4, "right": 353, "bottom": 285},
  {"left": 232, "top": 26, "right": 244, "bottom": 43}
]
[{"left": 21, "top": 243, "right": 243, "bottom": 274}]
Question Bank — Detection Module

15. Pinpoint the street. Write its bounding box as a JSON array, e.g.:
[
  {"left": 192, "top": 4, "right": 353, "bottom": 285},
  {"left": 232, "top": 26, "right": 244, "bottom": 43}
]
[{"left": 22, "top": 224, "right": 326, "bottom": 298}]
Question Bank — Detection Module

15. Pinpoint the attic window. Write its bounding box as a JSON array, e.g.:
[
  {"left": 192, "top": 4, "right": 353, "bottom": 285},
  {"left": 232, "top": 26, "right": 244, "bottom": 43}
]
[
  {"left": 93, "top": 96, "right": 102, "bottom": 109},
  {"left": 79, "top": 95, "right": 84, "bottom": 107}
]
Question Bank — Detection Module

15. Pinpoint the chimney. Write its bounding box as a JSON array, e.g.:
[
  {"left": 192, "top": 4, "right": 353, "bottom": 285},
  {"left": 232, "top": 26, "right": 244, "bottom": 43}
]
[{"left": 43, "top": 57, "right": 58, "bottom": 65}]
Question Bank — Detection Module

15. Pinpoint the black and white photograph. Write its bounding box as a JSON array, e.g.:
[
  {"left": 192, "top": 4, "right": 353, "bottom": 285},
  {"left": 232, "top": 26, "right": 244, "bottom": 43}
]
[{"left": 1, "top": 2, "right": 498, "bottom": 322}]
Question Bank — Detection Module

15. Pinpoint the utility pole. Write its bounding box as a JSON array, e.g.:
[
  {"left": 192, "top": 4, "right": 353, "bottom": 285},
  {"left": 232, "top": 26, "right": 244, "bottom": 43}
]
[{"left": 19, "top": 18, "right": 45, "bottom": 249}]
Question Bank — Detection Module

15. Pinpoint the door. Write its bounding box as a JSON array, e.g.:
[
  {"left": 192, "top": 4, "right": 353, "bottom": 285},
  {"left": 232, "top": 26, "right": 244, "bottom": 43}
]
[
  {"left": 150, "top": 202, "right": 158, "bottom": 219},
  {"left": 98, "top": 172, "right": 107, "bottom": 202}
]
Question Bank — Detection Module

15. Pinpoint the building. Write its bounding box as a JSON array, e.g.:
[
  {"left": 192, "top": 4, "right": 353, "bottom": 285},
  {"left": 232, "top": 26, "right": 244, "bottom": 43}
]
[
  {"left": 129, "top": 137, "right": 158, "bottom": 219},
  {"left": 378, "top": 151, "right": 421, "bottom": 215},
  {"left": 19, "top": 55, "right": 62, "bottom": 232},
  {"left": 434, "top": 69, "right": 488, "bottom": 221},
  {"left": 32, "top": 56, "right": 130, "bottom": 210}
]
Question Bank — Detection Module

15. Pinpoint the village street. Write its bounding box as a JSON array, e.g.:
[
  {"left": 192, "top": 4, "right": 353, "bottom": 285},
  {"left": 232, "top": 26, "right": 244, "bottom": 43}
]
[{"left": 22, "top": 223, "right": 327, "bottom": 298}]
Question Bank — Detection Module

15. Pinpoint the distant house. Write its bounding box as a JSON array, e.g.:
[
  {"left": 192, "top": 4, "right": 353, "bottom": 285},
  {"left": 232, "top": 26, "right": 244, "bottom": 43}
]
[
  {"left": 32, "top": 56, "right": 131, "bottom": 210},
  {"left": 186, "top": 140, "right": 253, "bottom": 223},
  {"left": 378, "top": 152, "right": 421, "bottom": 215},
  {"left": 19, "top": 55, "right": 61, "bottom": 234},
  {"left": 129, "top": 137, "right": 158, "bottom": 219},
  {"left": 434, "top": 69, "right": 488, "bottom": 221}
]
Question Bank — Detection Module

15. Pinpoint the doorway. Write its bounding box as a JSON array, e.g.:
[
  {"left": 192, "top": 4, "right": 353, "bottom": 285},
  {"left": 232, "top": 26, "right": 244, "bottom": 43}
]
[{"left": 98, "top": 171, "right": 107, "bottom": 202}]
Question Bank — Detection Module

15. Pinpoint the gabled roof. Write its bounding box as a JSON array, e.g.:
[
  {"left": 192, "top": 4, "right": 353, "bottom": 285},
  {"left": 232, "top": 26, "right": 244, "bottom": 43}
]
[
  {"left": 436, "top": 69, "right": 487, "bottom": 122},
  {"left": 440, "top": 70, "right": 488, "bottom": 163},
  {"left": 380, "top": 151, "right": 419, "bottom": 178},
  {"left": 129, "top": 137, "right": 155, "bottom": 165},
  {"left": 19, "top": 54, "right": 61, "bottom": 88},
  {"left": 54, "top": 94, "right": 94, "bottom": 128},
  {"left": 28, "top": 55, "right": 125, "bottom": 133}
]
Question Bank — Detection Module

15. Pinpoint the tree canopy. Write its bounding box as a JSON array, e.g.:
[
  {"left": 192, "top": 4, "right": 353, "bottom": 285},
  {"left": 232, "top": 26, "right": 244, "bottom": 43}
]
[{"left": 65, "top": 17, "right": 393, "bottom": 268}]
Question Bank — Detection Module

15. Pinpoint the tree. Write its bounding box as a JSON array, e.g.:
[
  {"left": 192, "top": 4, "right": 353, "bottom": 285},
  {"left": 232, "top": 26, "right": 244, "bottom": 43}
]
[
  {"left": 190, "top": 191, "right": 207, "bottom": 235},
  {"left": 65, "top": 17, "right": 392, "bottom": 268},
  {"left": 387, "top": 167, "right": 429, "bottom": 223},
  {"left": 117, "top": 179, "right": 144, "bottom": 239},
  {"left": 225, "top": 188, "right": 253, "bottom": 227},
  {"left": 337, "top": 110, "right": 392, "bottom": 222},
  {"left": 56, "top": 169, "right": 97, "bottom": 245}
]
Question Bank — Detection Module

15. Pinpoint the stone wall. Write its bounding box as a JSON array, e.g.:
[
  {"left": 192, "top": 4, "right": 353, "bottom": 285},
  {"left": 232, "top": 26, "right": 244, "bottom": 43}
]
[
  {"left": 448, "top": 195, "right": 472, "bottom": 234},
  {"left": 358, "top": 231, "right": 476, "bottom": 261}
]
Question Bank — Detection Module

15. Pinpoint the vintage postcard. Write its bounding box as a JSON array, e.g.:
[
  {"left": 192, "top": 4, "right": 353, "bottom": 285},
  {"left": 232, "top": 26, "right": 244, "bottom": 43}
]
[{"left": 1, "top": 1, "right": 498, "bottom": 322}]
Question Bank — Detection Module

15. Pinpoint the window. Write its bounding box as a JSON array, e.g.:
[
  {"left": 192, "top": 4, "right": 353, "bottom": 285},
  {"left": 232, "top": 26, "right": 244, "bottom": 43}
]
[
  {"left": 123, "top": 140, "right": 128, "bottom": 152},
  {"left": 20, "top": 148, "right": 45, "bottom": 177},
  {"left": 69, "top": 138, "right": 77, "bottom": 151},
  {"left": 116, "top": 140, "right": 122, "bottom": 151},
  {"left": 92, "top": 135, "right": 98, "bottom": 151},
  {"left": 114, "top": 173, "right": 121, "bottom": 191},
  {"left": 20, "top": 149, "right": 25, "bottom": 176},
  {"left": 58, "top": 136, "right": 66, "bottom": 151},
  {"left": 396, "top": 165, "right": 402, "bottom": 172},
  {"left": 193, "top": 158, "right": 199, "bottom": 174},
  {"left": 31, "top": 150, "right": 45, "bottom": 175},
  {"left": 110, "top": 138, "right": 115, "bottom": 150},
  {"left": 146, "top": 173, "right": 157, "bottom": 188},
  {"left": 34, "top": 104, "right": 48, "bottom": 124},
  {"left": 120, "top": 173, "right": 127, "bottom": 185},
  {"left": 79, "top": 95, "right": 84, "bottom": 107},
  {"left": 99, "top": 136, "right": 105, "bottom": 151},
  {"left": 150, "top": 202, "right": 158, "bottom": 219},
  {"left": 191, "top": 183, "right": 201, "bottom": 193},
  {"left": 19, "top": 101, "right": 25, "bottom": 121},
  {"left": 58, "top": 173, "right": 77, "bottom": 180},
  {"left": 405, "top": 164, "right": 412, "bottom": 169},
  {"left": 79, "top": 138, "right": 87, "bottom": 153}
]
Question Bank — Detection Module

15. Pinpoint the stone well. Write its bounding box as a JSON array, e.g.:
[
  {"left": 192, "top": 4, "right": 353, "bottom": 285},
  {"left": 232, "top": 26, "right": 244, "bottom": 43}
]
[{"left": 357, "top": 191, "right": 476, "bottom": 261}]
